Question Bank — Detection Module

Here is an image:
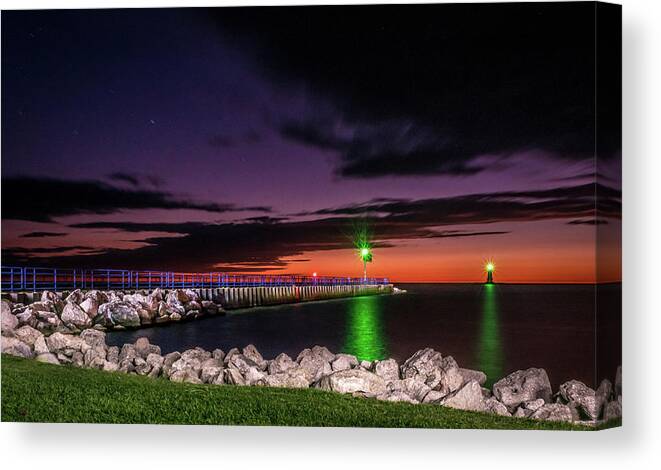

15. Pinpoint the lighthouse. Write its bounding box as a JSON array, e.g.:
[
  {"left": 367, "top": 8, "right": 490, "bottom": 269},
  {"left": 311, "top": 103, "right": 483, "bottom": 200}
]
[{"left": 485, "top": 261, "right": 495, "bottom": 284}]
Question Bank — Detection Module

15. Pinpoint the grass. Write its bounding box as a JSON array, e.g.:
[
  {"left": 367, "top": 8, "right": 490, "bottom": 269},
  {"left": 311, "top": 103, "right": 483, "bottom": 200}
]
[{"left": 1, "top": 355, "right": 609, "bottom": 430}]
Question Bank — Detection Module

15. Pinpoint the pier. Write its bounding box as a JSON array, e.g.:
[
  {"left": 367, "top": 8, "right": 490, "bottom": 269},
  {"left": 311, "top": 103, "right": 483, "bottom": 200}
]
[{"left": 0, "top": 266, "right": 393, "bottom": 309}]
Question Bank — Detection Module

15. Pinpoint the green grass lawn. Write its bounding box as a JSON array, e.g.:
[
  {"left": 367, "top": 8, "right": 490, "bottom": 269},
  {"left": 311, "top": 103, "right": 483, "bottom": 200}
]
[{"left": 1, "top": 355, "right": 609, "bottom": 430}]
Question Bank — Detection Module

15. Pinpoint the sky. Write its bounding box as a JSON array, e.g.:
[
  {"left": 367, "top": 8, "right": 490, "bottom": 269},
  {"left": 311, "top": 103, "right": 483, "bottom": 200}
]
[{"left": 1, "top": 3, "right": 621, "bottom": 283}]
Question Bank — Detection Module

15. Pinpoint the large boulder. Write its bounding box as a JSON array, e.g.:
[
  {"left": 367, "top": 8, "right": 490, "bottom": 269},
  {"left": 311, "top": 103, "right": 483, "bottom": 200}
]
[
  {"left": 242, "top": 344, "right": 267, "bottom": 370},
  {"left": 36, "top": 352, "right": 60, "bottom": 365},
  {"left": 65, "top": 289, "right": 85, "bottom": 305},
  {"left": 61, "top": 301, "right": 92, "bottom": 329},
  {"left": 1, "top": 336, "right": 33, "bottom": 358},
  {"left": 440, "top": 380, "right": 486, "bottom": 412},
  {"left": 200, "top": 358, "right": 223, "bottom": 383},
  {"left": 492, "top": 368, "right": 552, "bottom": 412},
  {"left": 134, "top": 337, "right": 160, "bottom": 359},
  {"left": 261, "top": 367, "right": 311, "bottom": 389},
  {"left": 331, "top": 353, "right": 359, "bottom": 372},
  {"left": 484, "top": 397, "right": 511, "bottom": 416},
  {"left": 458, "top": 368, "right": 487, "bottom": 386},
  {"left": 559, "top": 380, "right": 600, "bottom": 420},
  {"left": 80, "top": 329, "right": 107, "bottom": 349},
  {"left": 401, "top": 348, "right": 444, "bottom": 388},
  {"left": 530, "top": 403, "right": 575, "bottom": 422},
  {"left": 297, "top": 348, "right": 333, "bottom": 383},
  {"left": 400, "top": 349, "right": 462, "bottom": 395},
  {"left": 98, "top": 301, "right": 141, "bottom": 328},
  {"left": 603, "top": 398, "right": 622, "bottom": 421},
  {"left": 13, "top": 325, "right": 43, "bottom": 348},
  {"left": 146, "top": 353, "right": 165, "bottom": 378},
  {"left": 1, "top": 300, "right": 18, "bottom": 334},
  {"left": 384, "top": 377, "right": 431, "bottom": 402},
  {"left": 374, "top": 358, "right": 400, "bottom": 382},
  {"left": 316, "top": 369, "right": 387, "bottom": 396},
  {"left": 268, "top": 353, "right": 297, "bottom": 375}
]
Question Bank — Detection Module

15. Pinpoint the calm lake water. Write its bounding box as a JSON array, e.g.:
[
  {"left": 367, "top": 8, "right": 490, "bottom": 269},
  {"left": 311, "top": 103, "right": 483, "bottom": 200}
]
[{"left": 107, "top": 283, "right": 621, "bottom": 389}]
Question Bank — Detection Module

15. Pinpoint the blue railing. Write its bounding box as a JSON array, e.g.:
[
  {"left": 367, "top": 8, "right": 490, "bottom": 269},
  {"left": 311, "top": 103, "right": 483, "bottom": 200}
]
[{"left": 0, "top": 266, "right": 389, "bottom": 292}]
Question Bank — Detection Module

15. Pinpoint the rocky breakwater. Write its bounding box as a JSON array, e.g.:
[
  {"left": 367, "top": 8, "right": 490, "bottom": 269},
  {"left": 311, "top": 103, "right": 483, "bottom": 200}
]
[
  {"left": 0, "top": 288, "right": 222, "bottom": 334},
  {"left": 2, "top": 302, "right": 622, "bottom": 426}
]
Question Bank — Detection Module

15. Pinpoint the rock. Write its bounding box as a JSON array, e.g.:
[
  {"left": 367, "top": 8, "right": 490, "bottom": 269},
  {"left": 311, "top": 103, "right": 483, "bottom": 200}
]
[
  {"left": 146, "top": 353, "right": 164, "bottom": 378},
  {"left": 224, "top": 367, "right": 246, "bottom": 385},
  {"left": 440, "top": 380, "right": 486, "bottom": 412},
  {"left": 485, "top": 397, "right": 511, "bottom": 416},
  {"left": 401, "top": 348, "right": 461, "bottom": 393},
  {"left": 596, "top": 379, "right": 613, "bottom": 416},
  {"left": 316, "top": 369, "right": 387, "bottom": 396},
  {"left": 603, "top": 400, "right": 622, "bottom": 421},
  {"left": 268, "top": 352, "right": 297, "bottom": 375},
  {"left": 297, "top": 345, "right": 335, "bottom": 363},
  {"left": 360, "top": 360, "right": 372, "bottom": 370},
  {"left": 61, "top": 301, "right": 92, "bottom": 329},
  {"left": 458, "top": 368, "right": 487, "bottom": 386},
  {"left": 79, "top": 297, "right": 99, "bottom": 319},
  {"left": 513, "top": 399, "right": 546, "bottom": 418},
  {"left": 170, "top": 312, "right": 182, "bottom": 321},
  {"left": 134, "top": 357, "right": 151, "bottom": 375},
  {"left": 98, "top": 301, "right": 141, "bottom": 328},
  {"left": 492, "top": 368, "right": 552, "bottom": 411},
  {"left": 212, "top": 348, "right": 225, "bottom": 362},
  {"left": 1, "top": 300, "right": 18, "bottom": 334},
  {"left": 1, "top": 336, "right": 33, "bottom": 358},
  {"left": 374, "top": 358, "right": 400, "bottom": 382},
  {"left": 377, "top": 390, "right": 419, "bottom": 404},
  {"left": 332, "top": 353, "right": 359, "bottom": 372},
  {"left": 530, "top": 403, "right": 574, "bottom": 422},
  {"left": 46, "top": 332, "right": 86, "bottom": 355},
  {"left": 200, "top": 358, "right": 223, "bottom": 383},
  {"left": 422, "top": 390, "right": 447, "bottom": 404},
  {"left": 84, "top": 290, "right": 109, "bottom": 305},
  {"left": 119, "top": 344, "right": 137, "bottom": 363},
  {"left": 65, "top": 289, "right": 85, "bottom": 304},
  {"left": 298, "top": 353, "right": 333, "bottom": 383},
  {"left": 242, "top": 344, "right": 266, "bottom": 369},
  {"left": 162, "top": 351, "right": 181, "bottom": 376},
  {"left": 33, "top": 335, "right": 50, "bottom": 355},
  {"left": 135, "top": 337, "right": 160, "bottom": 359},
  {"left": 201, "top": 301, "right": 219, "bottom": 315},
  {"left": 13, "top": 325, "right": 43, "bottom": 347},
  {"left": 386, "top": 377, "right": 431, "bottom": 402},
  {"left": 14, "top": 308, "right": 36, "bottom": 327},
  {"left": 224, "top": 347, "right": 240, "bottom": 365},
  {"left": 36, "top": 352, "right": 60, "bottom": 365},
  {"left": 559, "top": 380, "right": 600, "bottom": 420},
  {"left": 106, "top": 346, "right": 120, "bottom": 364},
  {"left": 80, "top": 329, "right": 107, "bottom": 349},
  {"left": 614, "top": 366, "right": 622, "bottom": 397},
  {"left": 261, "top": 367, "right": 311, "bottom": 388},
  {"left": 41, "top": 291, "right": 60, "bottom": 303},
  {"left": 185, "top": 300, "right": 202, "bottom": 312}
]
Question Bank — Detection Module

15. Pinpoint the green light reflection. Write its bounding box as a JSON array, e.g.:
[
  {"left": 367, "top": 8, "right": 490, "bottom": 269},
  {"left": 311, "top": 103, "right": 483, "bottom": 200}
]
[
  {"left": 478, "top": 284, "right": 504, "bottom": 388},
  {"left": 343, "top": 295, "right": 387, "bottom": 361}
]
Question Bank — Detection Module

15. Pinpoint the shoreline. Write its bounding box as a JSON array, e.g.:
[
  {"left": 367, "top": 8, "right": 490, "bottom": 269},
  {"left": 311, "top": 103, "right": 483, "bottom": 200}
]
[{"left": 2, "top": 297, "right": 622, "bottom": 427}]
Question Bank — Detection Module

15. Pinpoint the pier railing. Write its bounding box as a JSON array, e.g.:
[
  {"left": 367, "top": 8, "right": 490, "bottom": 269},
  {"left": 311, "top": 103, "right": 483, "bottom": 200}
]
[{"left": 0, "top": 266, "right": 389, "bottom": 292}]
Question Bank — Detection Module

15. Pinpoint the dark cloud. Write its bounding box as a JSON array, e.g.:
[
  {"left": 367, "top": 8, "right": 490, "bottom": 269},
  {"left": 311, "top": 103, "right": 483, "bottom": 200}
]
[
  {"left": 19, "top": 231, "right": 67, "bottom": 238},
  {"left": 302, "top": 183, "right": 622, "bottom": 224},
  {"left": 215, "top": 3, "right": 621, "bottom": 178},
  {"left": 0, "top": 176, "right": 271, "bottom": 223},
  {"left": 2, "top": 183, "right": 617, "bottom": 271},
  {"left": 107, "top": 172, "right": 141, "bottom": 186},
  {"left": 567, "top": 219, "right": 609, "bottom": 225}
]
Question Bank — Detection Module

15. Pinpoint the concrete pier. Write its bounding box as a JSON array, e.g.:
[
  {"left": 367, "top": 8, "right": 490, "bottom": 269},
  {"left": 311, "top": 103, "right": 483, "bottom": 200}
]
[{"left": 2, "top": 284, "right": 394, "bottom": 310}]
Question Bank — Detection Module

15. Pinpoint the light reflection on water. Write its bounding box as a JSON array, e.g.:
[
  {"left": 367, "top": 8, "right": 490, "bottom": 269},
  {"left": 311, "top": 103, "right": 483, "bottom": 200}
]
[
  {"left": 342, "top": 295, "right": 387, "bottom": 361},
  {"left": 477, "top": 284, "right": 504, "bottom": 387}
]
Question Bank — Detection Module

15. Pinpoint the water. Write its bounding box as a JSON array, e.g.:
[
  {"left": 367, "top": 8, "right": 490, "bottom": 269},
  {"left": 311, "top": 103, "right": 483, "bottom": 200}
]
[{"left": 107, "top": 283, "right": 621, "bottom": 389}]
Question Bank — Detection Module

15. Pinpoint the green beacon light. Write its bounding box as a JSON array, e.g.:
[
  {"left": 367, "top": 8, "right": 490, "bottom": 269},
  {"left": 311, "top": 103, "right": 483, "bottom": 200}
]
[
  {"left": 361, "top": 248, "right": 370, "bottom": 258},
  {"left": 485, "top": 260, "right": 495, "bottom": 284}
]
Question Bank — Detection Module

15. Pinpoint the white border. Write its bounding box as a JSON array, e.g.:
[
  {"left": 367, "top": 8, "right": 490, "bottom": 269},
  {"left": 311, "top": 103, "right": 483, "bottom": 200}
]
[{"left": 1, "top": 1, "right": 660, "bottom": 468}]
